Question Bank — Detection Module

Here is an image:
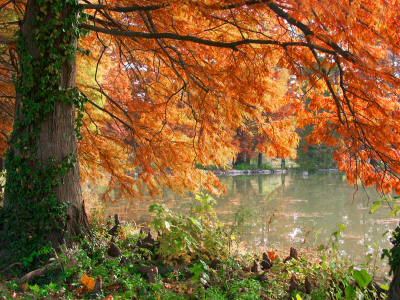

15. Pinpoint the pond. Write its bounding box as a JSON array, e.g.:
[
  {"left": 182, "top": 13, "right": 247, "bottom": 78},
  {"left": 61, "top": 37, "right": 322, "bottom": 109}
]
[{"left": 95, "top": 171, "right": 397, "bottom": 273}]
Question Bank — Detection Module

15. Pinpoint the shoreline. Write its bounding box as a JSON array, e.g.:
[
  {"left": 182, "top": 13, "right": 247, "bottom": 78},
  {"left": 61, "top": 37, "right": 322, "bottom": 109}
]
[{"left": 210, "top": 168, "right": 339, "bottom": 176}]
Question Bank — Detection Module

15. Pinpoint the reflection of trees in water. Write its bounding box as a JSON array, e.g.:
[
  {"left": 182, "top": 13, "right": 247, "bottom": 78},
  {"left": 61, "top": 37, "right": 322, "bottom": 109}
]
[
  {"left": 100, "top": 172, "right": 393, "bottom": 267},
  {"left": 215, "top": 174, "right": 290, "bottom": 247}
]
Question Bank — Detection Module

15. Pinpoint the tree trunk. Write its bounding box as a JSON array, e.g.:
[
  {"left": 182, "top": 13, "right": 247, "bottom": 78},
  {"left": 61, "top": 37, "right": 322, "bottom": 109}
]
[
  {"left": 258, "top": 152, "right": 262, "bottom": 167},
  {"left": 1, "top": 0, "right": 91, "bottom": 259},
  {"left": 389, "top": 263, "right": 400, "bottom": 300},
  {"left": 281, "top": 158, "right": 286, "bottom": 169},
  {"left": 0, "top": 157, "right": 3, "bottom": 173},
  {"left": 388, "top": 228, "right": 400, "bottom": 300},
  {"left": 245, "top": 154, "right": 251, "bottom": 165},
  {"left": 234, "top": 154, "right": 245, "bottom": 166}
]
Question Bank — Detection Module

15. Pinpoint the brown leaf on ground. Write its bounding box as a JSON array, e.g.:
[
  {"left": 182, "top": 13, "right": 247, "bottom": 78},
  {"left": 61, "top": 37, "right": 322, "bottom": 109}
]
[
  {"left": 21, "top": 282, "right": 28, "bottom": 292},
  {"left": 106, "top": 285, "right": 121, "bottom": 291}
]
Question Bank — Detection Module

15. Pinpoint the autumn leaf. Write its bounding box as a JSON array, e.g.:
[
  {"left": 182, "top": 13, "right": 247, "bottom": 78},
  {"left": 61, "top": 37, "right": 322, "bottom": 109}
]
[
  {"left": 106, "top": 285, "right": 121, "bottom": 291},
  {"left": 21, "top": 282, "right": 28, "bottom": 292},
  {"left": 79, "top": 273, "right": 95, "bottom": 291},
  {"left": 268, "top": 251, "right": 279, "bottom": 262}
]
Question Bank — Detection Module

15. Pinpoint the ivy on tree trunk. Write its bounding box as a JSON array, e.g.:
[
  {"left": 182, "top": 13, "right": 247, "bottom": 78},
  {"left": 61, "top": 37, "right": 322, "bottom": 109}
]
[{"left": 1, "top": 0, "right": 91, "bottom": 264}]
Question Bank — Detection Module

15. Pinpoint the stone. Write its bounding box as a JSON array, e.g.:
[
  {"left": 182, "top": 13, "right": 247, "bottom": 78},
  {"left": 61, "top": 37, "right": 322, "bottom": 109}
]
[
  {"left": 142, "top": 231, "right": 156, "bottom": 245},
  {"left": 261, "top": 252, "right": 273, "bottom": 270},
  {"left": 251, "top": 259, "right": 261, "bottom": 273},
  {"left": 107, "top": 243, "right": 122, "bottom": 257},
  {"left": 208, "top": 259, "right": 221, "bottom": 269},
  {"left": 305, "top": 275, "right": 312, "bottom": 294},
  {"left": 288, "top": 274, "right": 298, "bottom": 296},
  {"left": 93, "top": 275, "right": 102, "bottom": 293},
  {"left": 258, "top": 272, "right": 268, "bottom": 281},
  {"left": 283, "top": 247, "right": 298, "bottom": 263},
  {"left": 108, "top": 214, "right": 123, "bottom": 236},
  {"left": 148, "top": 267, "right": 158, "bottom": 283}
]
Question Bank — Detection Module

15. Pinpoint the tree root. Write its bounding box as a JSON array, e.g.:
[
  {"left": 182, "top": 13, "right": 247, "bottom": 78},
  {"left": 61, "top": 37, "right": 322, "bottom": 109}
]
[
  {"left": 0, "top": 262, "right": 22, "bottom": 273},
  {"left": 18, "top": 262, "right": 57, "bottom": 283}
]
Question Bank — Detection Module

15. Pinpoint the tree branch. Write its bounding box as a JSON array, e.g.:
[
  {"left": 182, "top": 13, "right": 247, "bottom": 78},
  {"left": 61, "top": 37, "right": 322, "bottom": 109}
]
[
  {"left": 80, "top": 23, "right": 343, "bottom": 56},
  {"left": 0, "top": 37, "right": 16, "bottom": 45},
  {"left": 79, "top": 3, "right": 168, "bottom": 12}
]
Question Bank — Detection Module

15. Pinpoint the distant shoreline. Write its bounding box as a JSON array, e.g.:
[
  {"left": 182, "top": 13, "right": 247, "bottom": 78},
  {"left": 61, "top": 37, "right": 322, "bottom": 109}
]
[{"left": 210, "top": 168, "right": 340, "bottom": 176}]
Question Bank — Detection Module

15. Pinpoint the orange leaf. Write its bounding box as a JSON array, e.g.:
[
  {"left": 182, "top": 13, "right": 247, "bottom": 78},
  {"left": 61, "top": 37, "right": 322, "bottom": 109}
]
[
  {"left": 79, "top": 273, "right": 95, "bottom": 291},
  {"left": 268, "top": 250, "right": 279, "bottom": 261}
]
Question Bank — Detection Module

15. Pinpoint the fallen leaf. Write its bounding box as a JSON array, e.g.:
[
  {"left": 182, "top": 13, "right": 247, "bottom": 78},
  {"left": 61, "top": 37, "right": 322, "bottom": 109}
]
[
  {"left": 79, "top": 273, "right": 95, "bottom": 291},
  {"left": 106, "top": 285, "right": 121, "bottom": 291},
  {"left": 21, "top": 282, "right": 28, "bottom": 292},
  {"left": 268, "top": 250, "right": 279, "bottom": 261},
  {"left": 103, "top": 295, "right": 113, "bottom": 300}
]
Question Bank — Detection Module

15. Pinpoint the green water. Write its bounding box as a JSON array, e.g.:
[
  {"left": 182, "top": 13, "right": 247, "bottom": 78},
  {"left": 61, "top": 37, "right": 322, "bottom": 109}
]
[{"left": 100, "top": 171, "right": 396, "bottom": 272}]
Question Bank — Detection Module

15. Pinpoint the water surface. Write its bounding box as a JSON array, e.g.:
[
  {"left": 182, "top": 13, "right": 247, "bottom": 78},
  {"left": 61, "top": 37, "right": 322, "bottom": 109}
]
[{"left": 99, "top": 171, "right": 397, "bottom": 272}]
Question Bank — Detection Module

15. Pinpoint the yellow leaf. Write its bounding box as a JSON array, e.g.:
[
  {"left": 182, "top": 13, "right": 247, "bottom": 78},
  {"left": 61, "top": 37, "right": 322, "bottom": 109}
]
[{"left": 79, "top": 273, "right": 95, "bottom": 291}]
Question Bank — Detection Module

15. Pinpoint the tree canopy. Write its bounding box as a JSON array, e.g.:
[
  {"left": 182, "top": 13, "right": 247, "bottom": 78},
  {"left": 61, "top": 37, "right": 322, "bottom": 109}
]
[{"left": 2, "top": 0, "right": 399, "bottom": 200}]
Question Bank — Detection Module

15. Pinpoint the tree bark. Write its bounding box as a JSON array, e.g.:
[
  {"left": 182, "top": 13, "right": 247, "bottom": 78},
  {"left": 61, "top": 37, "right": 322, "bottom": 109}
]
[
  {"left": 258, "top": 152, "right": 262, "bottom": 167},
  {"left": 389, "top": 264, "right": 400, "bottom": 300},
  {"left": 281, "top": 158, "right": 286, "bottom": 169},
  {"left": 388, "top": 230, "right": 400, "bottom": 300},
  {"left": 234, "top": 154, "right": 245, "bottom": 166},
  {"left": 245, "top": 154, "right": 251, "bottom": 165},
  {"left": 2, "top": 0, "right": 91, "bottom": 254}
]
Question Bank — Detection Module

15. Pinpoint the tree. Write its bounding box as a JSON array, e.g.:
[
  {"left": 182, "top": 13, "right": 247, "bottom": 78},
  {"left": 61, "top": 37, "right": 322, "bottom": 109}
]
[
  {"left": 296, "top": 124, "right": 338, "bottom": 171},
  {"left": 232, "top": 69, "right": 297, "bottom": 167},
  {"left": 1, "top": 1, "right": 400, "bottom": 295}
]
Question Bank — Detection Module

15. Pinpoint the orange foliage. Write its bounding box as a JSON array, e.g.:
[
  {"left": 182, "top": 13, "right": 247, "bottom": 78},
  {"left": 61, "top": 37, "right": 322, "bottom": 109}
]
[
  {"left": 0, "top": 6, "right": 16, "bottom": 156},
  {"left": 1, "top": 0, "right": 400, "bottom": 199}
]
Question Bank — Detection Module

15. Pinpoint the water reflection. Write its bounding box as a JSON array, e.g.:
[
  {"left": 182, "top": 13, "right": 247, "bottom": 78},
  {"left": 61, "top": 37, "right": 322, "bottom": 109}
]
[{"left": 99, "top": 171, "right": 397, "bottom": 269}]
